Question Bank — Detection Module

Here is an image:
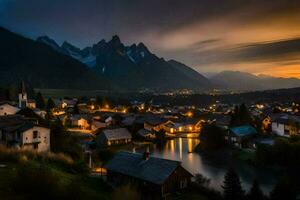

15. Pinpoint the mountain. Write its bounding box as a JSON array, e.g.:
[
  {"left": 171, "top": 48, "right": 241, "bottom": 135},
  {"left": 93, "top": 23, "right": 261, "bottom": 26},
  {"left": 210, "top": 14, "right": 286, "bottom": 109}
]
[
  {"left": 0, "top": 27, "right": 113, "bottom": 90},
  {"left": 210, "top": 71, "right": 300, "bottom": 91},
  {"left": 167, "top": 60, "right": 211, "bottom": 86},
  {"left": 37, "top": 35, "right": 212, "bottom": 91}
]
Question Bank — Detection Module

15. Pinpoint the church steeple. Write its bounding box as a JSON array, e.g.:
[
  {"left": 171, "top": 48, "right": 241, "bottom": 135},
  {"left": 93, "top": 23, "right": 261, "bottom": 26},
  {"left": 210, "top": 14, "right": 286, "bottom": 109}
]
[
  {"left": 20, "top": 81, "right": 26, "bottom": 95},
  {"left": 18, "top": 81, "right": 28, "bottom": 108}
]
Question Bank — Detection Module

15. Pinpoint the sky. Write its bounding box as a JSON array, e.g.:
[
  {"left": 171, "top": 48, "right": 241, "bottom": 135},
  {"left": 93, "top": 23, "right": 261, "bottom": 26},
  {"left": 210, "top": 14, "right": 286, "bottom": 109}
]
[{"left": 1, "top": 0, "right": 300, "bottom": 78}]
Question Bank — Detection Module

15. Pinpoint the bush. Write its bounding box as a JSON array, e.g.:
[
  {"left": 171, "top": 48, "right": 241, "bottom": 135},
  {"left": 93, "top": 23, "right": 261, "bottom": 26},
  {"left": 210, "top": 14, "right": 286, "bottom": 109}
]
[
  {"left": 200, "top": 124, "right": 226, "bottom": 150},
  {"left": 194, "top": 173, "right": 211, "bottom": 188}
]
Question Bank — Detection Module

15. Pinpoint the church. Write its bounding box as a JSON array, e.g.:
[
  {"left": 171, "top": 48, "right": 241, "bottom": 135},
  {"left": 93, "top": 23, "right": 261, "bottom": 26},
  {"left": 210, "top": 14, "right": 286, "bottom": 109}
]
[
  {"left": 0, "top": 81, "right": 37, "bottom": 116},
  {"left": 18, "top": 81, "right": 36, "bottom": 109}
]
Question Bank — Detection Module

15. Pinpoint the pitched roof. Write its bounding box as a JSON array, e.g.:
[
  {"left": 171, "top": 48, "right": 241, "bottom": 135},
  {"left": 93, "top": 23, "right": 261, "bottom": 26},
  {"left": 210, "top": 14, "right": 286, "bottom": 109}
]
[
  {"left": 137, "top": 129, "right": 153, "bottom": 137},
  {"left": 0, "top": 101, "right": 18, "bottom": 107},
  {"left": 230, "top": 125, "right": 257, "bottom": 137},
  {"left": 105, "top": 151, "right": 189, "bottom": 185},
  {"left": 0, "top": 115, "right": 40, "bottom": 132},
  {"left": 273, "top": 114, "right": 300, "bottom": 125},
  {"left": 102, "top": 128, "right": 132, "bottom": 141}
]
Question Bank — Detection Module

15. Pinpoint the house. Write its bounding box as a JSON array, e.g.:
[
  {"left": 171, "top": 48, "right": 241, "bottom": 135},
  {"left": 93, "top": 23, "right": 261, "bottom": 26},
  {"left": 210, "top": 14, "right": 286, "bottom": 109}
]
[
  {"left": 105, "top": 151, "right": 193, "bottom": 199},
  {"left": 121, "top": 115, "right": 136, "bottom": 126},
  {"left": 91, "top": 121, "right": 107, "bottom": 131},
  {"left": 33, "top": 108, "right": 47, "bottom": 119},
  {"left": 144, "top": 117, "right": 170, "bottom": 132},
  {"left": 137, "top": 129, "right": 156, "bottom": 139},
  {"left": 96, "top": 128, "right": 132, "bottom": 146},
  {"left": 227, "top": 125, "right": 257, "bottom": 148},
  {"left": 70, "top": 114, "right": 90, "bottom": 129},
  {"left": 0, "top": 102, "right": 20, "bottom": 116},
  {"left": 271, "top": 115, "right": 300, "bottom": 137},
  {"left": 60, "top": 99, "right": 77, "bottom": 108},
  {"left": 253, "top": 138, "right": 275, "bottom": 149},
  {"left": 162, "top": 118, "right": 203, "bottom": 134},
  {"left": 0, "top": 115, "right": 50, "bottom": 152},
  {"left": 27, "top": 100, "right": 36, "bottom": 109}
]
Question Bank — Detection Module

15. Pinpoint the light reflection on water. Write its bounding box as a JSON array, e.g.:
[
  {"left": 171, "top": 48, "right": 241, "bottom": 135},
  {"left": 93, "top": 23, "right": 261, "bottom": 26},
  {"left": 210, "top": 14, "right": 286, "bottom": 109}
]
[{"left": 135, "top": 138, "right": 277, "bottom": 193}]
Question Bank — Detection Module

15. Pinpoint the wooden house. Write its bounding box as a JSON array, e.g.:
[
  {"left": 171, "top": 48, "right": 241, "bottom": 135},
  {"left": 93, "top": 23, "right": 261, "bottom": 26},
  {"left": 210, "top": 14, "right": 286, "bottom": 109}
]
[
  {"left": 105, "top": 151, "right": 193, "bottom": 199},
  {"left": 227, "top": 125, "right": 257, "bottom": 148},
  {"left": 96, "top": 128, "right": 132, "bottom": 146}
]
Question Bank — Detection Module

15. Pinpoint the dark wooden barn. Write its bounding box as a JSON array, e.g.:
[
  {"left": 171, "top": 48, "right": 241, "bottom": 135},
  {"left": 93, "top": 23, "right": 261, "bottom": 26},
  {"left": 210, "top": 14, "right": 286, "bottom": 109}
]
[{"left": 104, "top": 151, "right": 193, "bottom": 199}]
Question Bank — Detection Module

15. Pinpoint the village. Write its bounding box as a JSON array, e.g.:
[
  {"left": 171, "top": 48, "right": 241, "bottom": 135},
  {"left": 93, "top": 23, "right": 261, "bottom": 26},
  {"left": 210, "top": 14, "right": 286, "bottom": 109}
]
[{"left": 0, "top": 82, "right": 300, "bottom": 199}]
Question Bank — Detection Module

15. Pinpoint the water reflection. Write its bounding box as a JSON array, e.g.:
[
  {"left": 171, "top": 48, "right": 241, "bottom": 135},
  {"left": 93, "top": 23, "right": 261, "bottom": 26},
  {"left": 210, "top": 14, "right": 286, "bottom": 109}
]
[{"left": 135, "top": 138, "right": 277, "bottom": 193}]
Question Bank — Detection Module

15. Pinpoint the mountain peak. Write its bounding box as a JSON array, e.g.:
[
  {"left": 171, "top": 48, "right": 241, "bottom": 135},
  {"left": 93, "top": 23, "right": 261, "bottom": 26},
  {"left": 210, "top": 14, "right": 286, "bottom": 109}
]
[
  {"left": 111, "top": 35, "right": 121, "bottom": 44},
  {"left": 61, "top": 41, "right": 81, "bottom": 52},
  {"left": 36, "top": 35, "right": 62, "bottom": 52},
  {"left": 97, "top": 39, "right": 106, "bottom": 45},
  {"left": 137, "top": 42, "right": 148, "bottom": 50}
]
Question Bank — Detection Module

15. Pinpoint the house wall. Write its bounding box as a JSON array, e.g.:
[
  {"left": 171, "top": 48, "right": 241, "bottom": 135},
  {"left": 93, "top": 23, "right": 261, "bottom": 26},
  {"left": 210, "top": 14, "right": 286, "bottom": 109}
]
[
  {"left": 107, "top": 138, "right": 131, "bottom": 146},
  {"left": 21, "top": 127, "right": 50, "bottom": 152},
  {"left": 272, "top": 122, "right": 287, "bottom": 137},
  {"left": 27, "top": 102, "right": 36, "bottom": 109},
  {"left": 78, "top": 118, "right": 88, "bottom": 128},
  {"left": 161, "top": 166, "right": 191, "bottom": 197},
  {"left": 0, "top": 104, "right": 20, "bottom": 116}
]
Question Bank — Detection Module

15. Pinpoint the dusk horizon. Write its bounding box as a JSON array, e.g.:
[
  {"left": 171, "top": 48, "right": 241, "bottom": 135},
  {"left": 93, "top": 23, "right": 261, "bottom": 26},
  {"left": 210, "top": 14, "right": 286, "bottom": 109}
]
[{"left": 1, "top": 0, "right": 300, "bottom": 78}]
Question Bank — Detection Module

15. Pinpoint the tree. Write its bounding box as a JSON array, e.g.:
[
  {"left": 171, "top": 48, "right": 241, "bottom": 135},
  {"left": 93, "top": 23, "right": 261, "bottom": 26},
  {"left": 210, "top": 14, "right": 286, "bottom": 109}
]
[
  {"left": 46, "top": 97, "right": 56, "bottom": 110},
  {"left": 200, "top": 124, "right": 226, "bottom": 150},
  {"left": 155, "top": 130, "right": 167, "bottom": 145},
  {"left": 239, "top": 103, "right": 252, "bottom": 125},
  {"left": 230, "top": 104, "right": 252, "bottom": 127},
  {"left": 270, "top": 177, "right": 296, "bottom": 200},
  {"left": 247, "top": 179, "right": 265, "bottom": 200},
  {"left": 222, "top": 168, "right": 245, "bottom": 200},
  {"left": 50, "top": 119, "right": 83, "bottom": 160},
  {"left": 73, "top": 102, "right": 80, "bottom": 114},
  {"left": 35, "top": 92, "right": 45, "bottom": 109}
]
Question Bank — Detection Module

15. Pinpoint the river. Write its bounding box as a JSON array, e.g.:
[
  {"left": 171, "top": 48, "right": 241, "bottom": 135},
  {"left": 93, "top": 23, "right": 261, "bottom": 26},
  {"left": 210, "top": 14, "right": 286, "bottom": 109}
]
[{"left": 133, "top": 138, "right": 277, "bottom": 194}]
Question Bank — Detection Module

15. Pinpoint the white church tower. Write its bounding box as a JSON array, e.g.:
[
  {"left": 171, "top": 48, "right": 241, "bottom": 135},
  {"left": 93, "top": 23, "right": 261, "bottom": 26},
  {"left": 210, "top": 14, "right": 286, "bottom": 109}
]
[{"left": 18, "top": 81, "right": 28, "bottom": 109}]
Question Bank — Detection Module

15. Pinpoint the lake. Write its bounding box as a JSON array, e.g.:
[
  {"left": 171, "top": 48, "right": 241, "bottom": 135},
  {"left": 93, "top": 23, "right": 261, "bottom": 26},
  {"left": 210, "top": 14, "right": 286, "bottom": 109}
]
[{"left": 133, "top": 138, "right": 277, "bottom": 194}]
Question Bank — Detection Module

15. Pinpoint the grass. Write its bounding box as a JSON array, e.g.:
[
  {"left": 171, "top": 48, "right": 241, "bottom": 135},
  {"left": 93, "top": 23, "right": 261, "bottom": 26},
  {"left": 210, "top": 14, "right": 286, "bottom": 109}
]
[
  {"left": 0, "top": 161, "right": 111, "bottom": 199},
  {"left": 237, "top": 149, "right": 255, "bottom": 162},
  {"left": 0, "top": 146, "right": 111, "bottom": 199}
]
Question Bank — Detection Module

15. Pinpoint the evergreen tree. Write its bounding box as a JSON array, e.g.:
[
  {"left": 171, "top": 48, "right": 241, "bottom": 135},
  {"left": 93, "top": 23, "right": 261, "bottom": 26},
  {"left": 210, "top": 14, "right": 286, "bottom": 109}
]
[
  {"left": 239, "top": 103, "right": 252, "bottom": 125},
  {"left": 4, "top": 88, "right": 10, "bottom": 101},
  {"left": 73, "top": 102, "right": 80, "bottom": 114},
  {"left": 35, "top": 92, "right": 45, "bottom": 109},
  {"left": 200, "top": 124, "right": 226, "bottom": 150},
  {"left": 222, "top": 168, "right": 245, "bottom": 200},
  {"left": 270, "top": 177, "right": 296, "bottom": 200},
  {"left": 230, "top": 104, "right": 252, "bottom": 126},
  {"left": 247, "top": 179, "right": 265, "bottom": 200},
  {"left": 46, "top": 98, "right": 56, "bottom": 110}
]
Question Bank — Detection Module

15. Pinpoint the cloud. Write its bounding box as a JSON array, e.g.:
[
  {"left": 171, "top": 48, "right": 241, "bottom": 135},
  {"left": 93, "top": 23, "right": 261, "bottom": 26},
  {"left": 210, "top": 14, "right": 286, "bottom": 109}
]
[{"left": 0, "top": 0, "right": 300, "bottom": 77}]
